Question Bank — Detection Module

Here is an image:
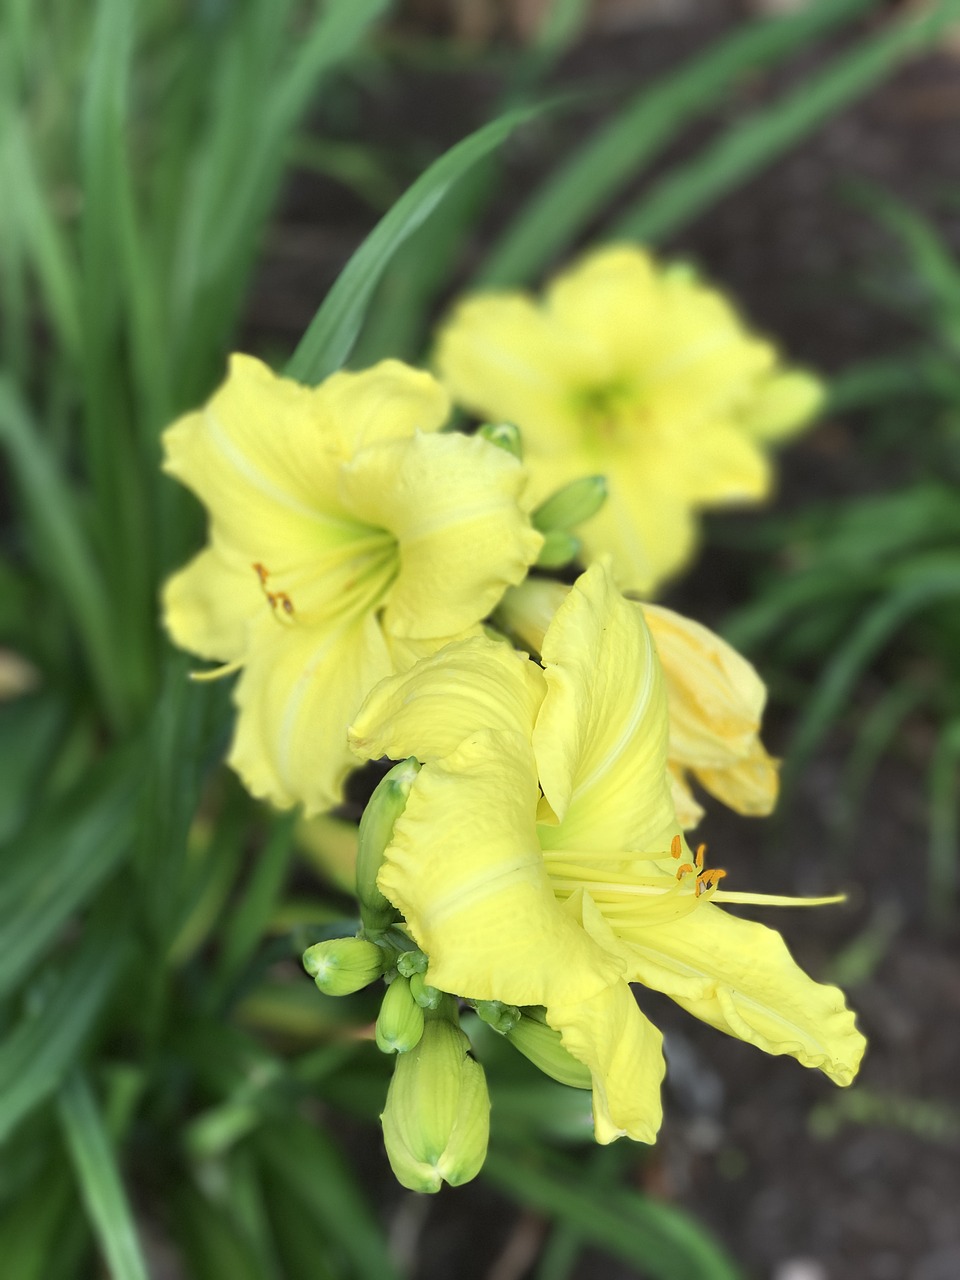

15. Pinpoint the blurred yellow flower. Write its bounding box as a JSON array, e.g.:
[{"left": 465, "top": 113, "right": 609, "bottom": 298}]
[
  {"left": 435, "top": 245, "right": 823, "bottom": 593},
  {"left": 162, "top": 355, "right": 542, "bottom": 814},
  {"left": 496, "top": 575, "right": 778, "bottom": 829},
  {"left": 351, "top": 564, "right": 864, "bottom": 1145}
]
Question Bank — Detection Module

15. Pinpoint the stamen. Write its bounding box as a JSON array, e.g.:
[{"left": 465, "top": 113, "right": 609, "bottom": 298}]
[
  {"left": 189, "top": 657, "right": 244, "bottom": 682},
  {"left": 695, "top": 842, "right": 706, "bottom": 870},
  {"left": 252, "top": 562, "right": 296, "bottom": 623},
  {"left": 675, "top": 863, "right": 694, "bottom": 880},
  {"left": 670, "top": 834, "right": 682, "bottom": 859}
]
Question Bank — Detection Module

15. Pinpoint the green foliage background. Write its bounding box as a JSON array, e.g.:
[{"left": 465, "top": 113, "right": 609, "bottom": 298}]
[{"left": 1, "top": 0, "right": 958, "bottom": 1275}]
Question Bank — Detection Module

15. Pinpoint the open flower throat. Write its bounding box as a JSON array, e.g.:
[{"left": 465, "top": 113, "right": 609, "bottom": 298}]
[{"left": 350, "top": 564, "right": 865, "bottom": 1146}]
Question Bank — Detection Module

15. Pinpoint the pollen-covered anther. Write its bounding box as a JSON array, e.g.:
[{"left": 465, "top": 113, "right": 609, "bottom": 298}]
[
  {"left": 675, "top": 862, "right": 694, "bottom": 881},
  {"left": 252, "top": 562, "right": 296, "bottom": 622},
  {"left": 670, "top": 834, "right": 682, "bottom": 859}
]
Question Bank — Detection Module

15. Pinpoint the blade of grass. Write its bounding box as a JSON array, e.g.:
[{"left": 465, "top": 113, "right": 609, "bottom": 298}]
[
  {"left": 478, "top": 0, "right": 877, "bottom": 285},
  {"left": 286, "top": 105, "right": 539, "bottom": 383},
  {"left": 484, "top": 1148, "right": 742, "bottom": 1280},
  {"left": 57, "top": 1072, "right": 150, "bottom": 1280},
  {"left": 612, "top": 2, "right": 960, "bottom": 244},
  {"left": 256, "top": 1121, "right": 401, "bottom": 1280},
  {"left": 0, "top": 924, "right": 126, "bottom": 1141},
  {"left": 0, "top": 377, "right": 124, "bottom": 729}
]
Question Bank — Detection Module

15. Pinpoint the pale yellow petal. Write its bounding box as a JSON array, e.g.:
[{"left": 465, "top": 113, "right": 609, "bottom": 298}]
[
  {"left": 694, "top": 740, "right": 779, "bottom": 818},
  {"left": 578, "top": 469, "right": 698, "bottom": 594},
  {"left": 339, "top": 430, "right": 543, "bottom": 639},
  {"left": 228, "top": 612, "right": 392, "bottom": 815},
  {"left": 378, "top": 730, "right": 622, "bottom": 1007},
  {"left": 162, "top": 544, "right": 261, "bottom": 663},
  {"left": 667, "top": 763, "right": 705, "bottom": 831},
  {"left": 534, "top": 563, "right": 677, "bottom": 853},
  {"left": 741, "top": 369, "right": 824, "bottom": 442},
  {"left": 547, "top": 980, "right": 665, "bottom": 1144},
  {"left": 673, "top": 420, "right": 771, "bottom": 504},
  {"left": 620, "top": 903, "right": 866, "bottom": 1085},
  {"left": 162, "top": 354, "right": 358, "bottom": 561},
  {"left": 495, "top": 578, "right": 570, "bottom": 656},
  {"left": 350, "top": 634, "right": 546, "bottom": 765},
  {"left": 320, "top": 359, "right": 450, "bottom": 454},
  {"left": 434, "top": 293, "right": 583, "bottom": 441}
]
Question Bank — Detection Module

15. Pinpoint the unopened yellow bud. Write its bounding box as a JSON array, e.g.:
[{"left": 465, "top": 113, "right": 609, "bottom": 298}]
[
  {"left": 536, "top": 529, "right": 581, "bottom": 569},
  {"left": 356, "top": 758, "right": 420, "bottom": 934},
  {"left": 380, "top": 1010, "right": 490, "bottom": 1192},
  {"left": 302, "top": 937, "right": 385, "bottom": 996},
  {"left": 376, "top": 975, "right": 425, "bottom": 1055},
  {"left": 532, "top": 475, "right": 607, "bottom": 534},
  {"left": 505, "top": 1009, "right": 592, "bottom": 1090},
  {"left": 477, "top": 421, "right": 522, "bottom": 459}
]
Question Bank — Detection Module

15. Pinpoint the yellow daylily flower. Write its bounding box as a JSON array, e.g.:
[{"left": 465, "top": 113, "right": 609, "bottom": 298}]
[
  {"left": 162, "top": 354, "right": 543, "bottom": 814},
  {"left": 351, "top": 564, "right": 865, "bottom": 1145},
  {"left": 496, "top": 575, "right": 777, "bottom": 829},
  {"left": 435, "top": 244, "right": 823, "bottom": 593}
]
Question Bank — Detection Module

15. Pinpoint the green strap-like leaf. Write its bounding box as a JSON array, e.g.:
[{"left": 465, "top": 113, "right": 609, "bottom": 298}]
[
  {"left": 58, "top": 1072, "right": 150, "bottom": 1280},
  {"left": 286, "top": 105, "right": 538, "bottom": 384}
]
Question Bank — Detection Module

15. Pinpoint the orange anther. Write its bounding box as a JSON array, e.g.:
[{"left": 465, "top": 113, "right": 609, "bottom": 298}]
[
  {"left": 670, "top": 835, "right": 682, "bottom": 859},
  {"left": 695, "top": 843, "right": 706, "bottom": 870},
  {"left": 676, "top": 863, "right": 694, "bottom": 881},
  {"left": 253, "top": 562, "right": 269, "bottom": 585}
]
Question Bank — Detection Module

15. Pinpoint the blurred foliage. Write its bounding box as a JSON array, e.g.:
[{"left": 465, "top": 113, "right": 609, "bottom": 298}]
[{"left": 1, "top": 0, "right": 958, "bottom": 1275}]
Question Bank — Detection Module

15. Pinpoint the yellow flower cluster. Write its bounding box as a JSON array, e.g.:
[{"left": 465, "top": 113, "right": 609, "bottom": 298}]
[{"left": 162, "top": 245, "right": 861, "bottom": 1193}]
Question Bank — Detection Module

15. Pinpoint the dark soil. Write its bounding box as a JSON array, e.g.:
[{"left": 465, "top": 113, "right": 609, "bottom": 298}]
[{"left": 243, "top": 4, "right": 960, "bottom": 1277}]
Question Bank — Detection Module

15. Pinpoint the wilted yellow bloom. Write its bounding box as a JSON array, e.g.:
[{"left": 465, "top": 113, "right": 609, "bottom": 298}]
[
  {"left": 496, "top": 575, "right": 777, "bottom": 829},
  {"left": 351, "top": 564, "right": 864, "bottom": 1145},
  {"left": 436, "top": 245, "right": 822, "bottom": 593},
  {"left": 162, "top": 355, "right": 542, "bottom": 814}
]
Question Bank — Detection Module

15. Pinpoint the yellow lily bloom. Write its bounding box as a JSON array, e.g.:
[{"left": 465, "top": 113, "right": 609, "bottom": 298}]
[
  {"left": 162, "top": 355, "right": 543, "bottom": 814},
  {"left": 496, "top": 575, "right": 777, "bottom": 829},
  {"left": 350, "top": 564, "right": 864, "bottom": 1145},
  {"left": 435, "top": 245, "right": 823, "bottom": 593}
]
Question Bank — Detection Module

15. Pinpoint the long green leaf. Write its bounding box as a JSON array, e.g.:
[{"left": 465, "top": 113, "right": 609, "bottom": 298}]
[
  {"left": 612, "top": 3, "right": 960, "bottom": 244},
  {"left": 286, "top": 106, "right": 538, "bottom": 384},
  {"left": 928, "top": 718, "right": 960, "bottom": 929},
  {"left": 479, "top": 0, "right": 877, "bottom": 285},
  {"left": 0, "top": 927, "right": 125, "bottom": 1141},
  {"left": 58, "top": 1072, "right": 150, "bottom": 1280},
  {"left": 484, "top": 1149, "right": 742, "bottom": 1280}
]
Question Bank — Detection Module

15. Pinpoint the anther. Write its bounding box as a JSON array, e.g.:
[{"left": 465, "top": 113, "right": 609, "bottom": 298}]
[
  {"left": 670, "top": 835, "right": 682, "bottom": 859},
  {"left": 676, "top": 863, "right": 694, "bottom": 881},
  {"left": 695, "top": 843, "right": 706, "bottom": 870}
]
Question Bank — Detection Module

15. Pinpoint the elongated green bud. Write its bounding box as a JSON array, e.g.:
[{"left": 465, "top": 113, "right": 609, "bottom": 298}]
[
  {"left": 381, "top": 1010, "right": 490, "bottom": 1192},
  {"left": 532, "top": 475, "right": 607, "bottom": 534},
  {"left": 356, "top": 758, "right": 420, "bottom": 934},
  {"left": 505, "top": 1010, "right": 592, "bottom": 1090},
  {"left": 477, "top": 421, "right": 522, "bottom": 459},
  {"left": 409, "top": 971, "right": 443, "bottom": 1010},
  {"left": 302, "top": 937, "right": 385, "bottom": 996},
  {"left": 376, "top": 976, "right": 425, "bottom": 1055},
  {"left": 474, "top": 999, "right": 521, "bottom": 1035},
  {"left": 536, "top": 529, "right": 581, "bottom": 569}
]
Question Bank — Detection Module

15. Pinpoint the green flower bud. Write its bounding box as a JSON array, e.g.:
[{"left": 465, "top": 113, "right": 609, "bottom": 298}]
[
  {"left": 532, "top": 475, "right": 607, "bottom": 534},
  {"left": 536, "top": 529, "right": 581, "bottom": 569},
  {"left": 381, "top": 1011, "right": 490, "bottom": 1193},
  {"left": 396, "top": 949, "right": 428, "bottom": 978},
  {"left": 474, "top": 999, "right": 521, "bottom": 1035},
  {"left": 356, "top": 758, "right": 420, "bottom": 934},
  {"left": 376, "top": 976, "right": 425, "bottom": 1055},
  {"left": 477, "top": 421, "right": 522, "bottom": 459},
  {"left": 409, "top": 971, "right": 443, "bottom": 1010},
  {"left": 505, "top": 1010, "right": 592, "bottom": 1090},
  {"left": 302, "top": 937, "right": 385, "bottom": 996}
]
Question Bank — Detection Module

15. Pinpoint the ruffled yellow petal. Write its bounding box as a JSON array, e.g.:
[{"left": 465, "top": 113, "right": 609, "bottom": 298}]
[
  {"left": 643, "top": 602, "right": 778, "bottom": 818},
  {"left": 620, "top": 902, "right": 866, "bottom": 1085},
  {"left": 320, "top": 359, "right": 450, "bottom": 455},
  {"left": 534, "top": 564, "right": 677, "bottom": 854},
  {"left": 547, "top": 980, "right": 664, "bottom": 1144},
  {"left": 162, "top": 544, "right": 261, "bottom": 663},
  {"left": 350, "top": 634, "right": 545, "bottom": 765},
  {"left": 667, "top": 763, "right": 705, "bottom": 831},
  {"left": 378, "top": 729, "right": 622, "bottom": 1008},
  {"left": 162, "top": 355, "right": 357, "bottom": 561},
  {"left": 338, "top": 430, "right": 543, "bottom": 640},
  {"left": 228, "top": 612, "right": 392, "bottom": 815}
]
